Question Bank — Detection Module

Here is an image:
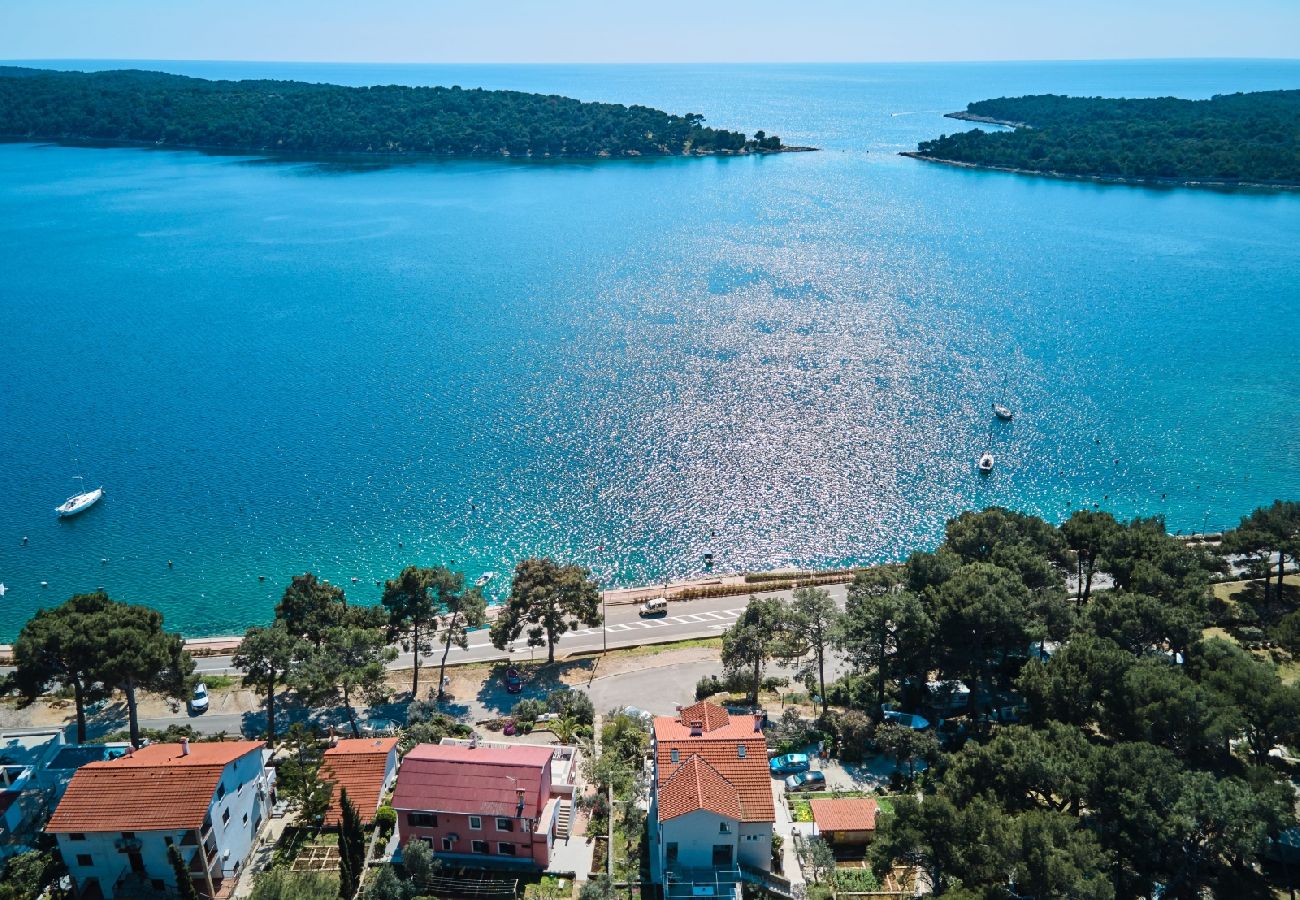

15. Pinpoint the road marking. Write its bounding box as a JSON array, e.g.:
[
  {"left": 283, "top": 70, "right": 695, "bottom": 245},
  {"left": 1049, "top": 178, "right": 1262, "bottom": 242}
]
[
  {"left": 676, "top": 614, "right": 710, "bottom": 623},
  {"left": 707, "top": 624, "right": 728, "bottom": 631},
  {"left": 607, "top": 623, "right": 633, "bottom": 632},
  {"left": 699, "top": 611, "right": 730, "bottom": 620},
  {"left": 724, "top": 608, "right": 745, "bottom": 615}
]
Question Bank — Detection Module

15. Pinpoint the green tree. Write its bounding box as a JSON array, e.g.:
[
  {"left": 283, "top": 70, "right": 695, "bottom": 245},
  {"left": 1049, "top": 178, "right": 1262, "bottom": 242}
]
[
  {"left": 0, "top": 850, "right": 66, "bottom": 900},
  {"left": 278, "top": 724, "right": 333, "bottom": 828},
  {"left": 10, "top": 592, "right": 113, "bottom": 743},
  {"left": 276, "top": 573, "right": 350, "bottom": 647},
  {"left": 338, "top": 789, "right": 365, "bottom": 899},
  {"left": 1061, "top": 509, "right": 1120, "bottom": 605},
  {"left": 930, "top": 563, "right": 1033, "bottom": 714},
  {"left": 361, "top": 866, "right": 403, "bottom": 900},
  {"left": 801, "top": 837, "right": 837, "bottom": 885},
  {"left": 837, "top": 576, "right": 931, "bottom": 720},
  {"left": 383, "top": 565, "right": 485, "bottom": 700},
  {"left": 1007, "top": 810, "right": 1114, "bottom": 900},
  {"left": 1224, "top": 501, "right": 1300, "bottom": 610},
  {"left": 789, "top": 586, "right": 840, "bottom": 715},
  {"left": 402, "top": 837, "right": 435, "bottom": 886},
  {"left": 720, "top": 596, "right": 791, "bottom": 706},
  {"left": 92, "top": 599, "right": 194, "bottom": 747},
  {"left": 579, "top": 875, "right": 616, "bottom": 900},
  {"left": 490, "top": 558, "right": 602, "bottom": 663},
  {"left": 295, "top": 627, "right": 396, "bottom": 737},
  {"left": 234, "top": 623, "right": 303, "bottom": 742},
  {"left": 169, "top": 844, "right": 200, "bottom": 900},
  {"left": 433, "top": 580, "right": 487, "bottom": 702},
  {"left": 1015, "top": 634, "right": 1133, "bottom": 729},
  {"left": 547, "top": 687, "right": 595, "bottom": 726},
  {"left": 1186, "top": 637, "right": 1300, "bottom": 764},
  {"left": 872, "top": 721, "right": 938, "bottom": 783}
]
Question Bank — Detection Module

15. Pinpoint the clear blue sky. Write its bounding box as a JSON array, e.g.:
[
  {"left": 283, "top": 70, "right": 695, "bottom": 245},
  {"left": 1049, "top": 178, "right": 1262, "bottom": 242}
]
[{"left": 3, "top": 0, "right": 1298, "bottom": 63}]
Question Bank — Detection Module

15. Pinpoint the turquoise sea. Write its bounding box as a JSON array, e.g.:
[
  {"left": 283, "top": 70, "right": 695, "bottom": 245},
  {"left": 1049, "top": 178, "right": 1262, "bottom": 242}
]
[{"left": 1, "top": 60, "right": 1298, "bottom": 640}]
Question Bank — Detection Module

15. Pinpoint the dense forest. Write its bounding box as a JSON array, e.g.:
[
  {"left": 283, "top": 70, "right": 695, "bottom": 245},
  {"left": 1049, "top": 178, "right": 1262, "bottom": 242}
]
[
  {"left": 830, "top": 501, "right": 1300, "bottom": 897},
  {"left": 908, "top": 90, "right": 1300, "bottom": 185},
  {"left": 0, "top": 66, "right": 791, "bottom": 158}
]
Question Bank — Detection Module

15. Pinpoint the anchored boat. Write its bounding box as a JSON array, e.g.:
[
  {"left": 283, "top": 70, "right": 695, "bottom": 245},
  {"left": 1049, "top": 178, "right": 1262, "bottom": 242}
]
[
  {"left": 57, "top": 486, "right": 104, "bottom": 517},
  {"left": 475, "top": 571, "right": 497, "bottom": 589},
  {"left": 977, "top": 453, "right": 995, "bottom": 473},
  {"left": 992, "top": 403, "right": 1014, "bottom": 421}
]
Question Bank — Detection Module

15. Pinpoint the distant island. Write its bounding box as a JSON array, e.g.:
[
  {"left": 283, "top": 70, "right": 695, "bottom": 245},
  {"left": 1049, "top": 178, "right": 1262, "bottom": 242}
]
[
  {"left": 0, "top": 66, "right": 814, "bottom": 159},
  {"left": 904, "top": 90, "right": 1300, "bottom": 189}
]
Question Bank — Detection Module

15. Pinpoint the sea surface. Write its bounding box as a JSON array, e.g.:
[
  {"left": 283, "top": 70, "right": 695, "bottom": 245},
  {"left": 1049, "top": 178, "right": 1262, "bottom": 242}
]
[{"left": 1, "top": 60, "right": 1298, "bottom": 640}]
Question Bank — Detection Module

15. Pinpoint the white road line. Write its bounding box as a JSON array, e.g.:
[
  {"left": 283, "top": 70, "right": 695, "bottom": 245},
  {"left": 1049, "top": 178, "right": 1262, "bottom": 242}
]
[
  {"left": 677, "top": 614, "right": 710, "bottom": 623},
  {"left": 699, "top": 611, "right": 729, "bottom": 620},
  {"left": 607, "top": 623, "right": 633, "bottom": 632}
]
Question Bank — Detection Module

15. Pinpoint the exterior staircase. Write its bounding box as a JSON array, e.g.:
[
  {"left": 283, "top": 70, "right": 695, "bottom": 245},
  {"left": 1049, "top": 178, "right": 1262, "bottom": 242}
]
[{"left": 555, "top": 799, "right": 573, "bottom": 839}]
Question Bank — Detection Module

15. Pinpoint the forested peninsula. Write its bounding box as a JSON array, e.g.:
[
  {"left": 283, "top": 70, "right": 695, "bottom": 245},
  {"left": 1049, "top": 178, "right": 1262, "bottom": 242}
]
[
  {"left": 0, "top": 66, "right": 808, "bottom": 159},
  {"left": 905, "top": 90, "right": 1300, "bottom": 188}
]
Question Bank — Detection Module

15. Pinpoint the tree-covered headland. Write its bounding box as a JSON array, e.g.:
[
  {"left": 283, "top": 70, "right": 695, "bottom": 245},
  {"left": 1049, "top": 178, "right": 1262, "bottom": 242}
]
[
  {"left": 0, "top": 66, "right": 798, "bottom": 159},
  {"left": 908, "top": 90, "right": 1300, "bottom": 186}
]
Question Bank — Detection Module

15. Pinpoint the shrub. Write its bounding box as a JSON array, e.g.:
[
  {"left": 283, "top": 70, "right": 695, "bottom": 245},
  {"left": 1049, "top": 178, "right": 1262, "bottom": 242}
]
[
  {"left": 511, "top": 698, "right": 547, "bottom": 726},
  {"left": 834, "top": 868, "right": 880, "bottom": 891},
  {"left": 547, "top": 688, "right": 595, "bottom": 726},
  {"left": 373, "top": 805, "right": 396, "bottom": 835},
  {"left": 696, "top": 675, "right": 725, "bottom": 700}
]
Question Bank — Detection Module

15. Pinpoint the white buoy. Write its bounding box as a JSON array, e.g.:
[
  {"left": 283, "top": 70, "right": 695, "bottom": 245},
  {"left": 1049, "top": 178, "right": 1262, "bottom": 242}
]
[{"left": 40, "top": 581, "right": 48, "bottom": 588}]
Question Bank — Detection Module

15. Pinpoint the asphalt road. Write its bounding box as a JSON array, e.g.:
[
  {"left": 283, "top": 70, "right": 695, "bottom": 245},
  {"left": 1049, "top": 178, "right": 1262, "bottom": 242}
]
[{"left": 192, "top": 583, "right": 851, "bottom": 676}]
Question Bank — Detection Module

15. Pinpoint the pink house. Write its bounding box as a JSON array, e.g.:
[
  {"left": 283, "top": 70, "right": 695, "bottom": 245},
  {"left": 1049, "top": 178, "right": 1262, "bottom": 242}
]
[{"left": 393, "top": 744, "right": 560, "bottom": 869}]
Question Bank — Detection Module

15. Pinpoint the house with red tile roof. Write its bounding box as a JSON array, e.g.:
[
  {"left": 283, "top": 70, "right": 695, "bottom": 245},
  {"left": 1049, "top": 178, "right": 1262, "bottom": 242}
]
[
  {"left": 393, "top": 743, "right": 565, "bottom": 869},
  {"left": 46, "top": 740, "right": 273, "bottom": 899},
  {"left": 650, "top": 702, "right": 774, "bottom": 892},
  {"left": 810, "top": 797, "right": 878, "bottom": 845},
  {"left": 319, "top": 737, "right": 399, "bottom": 827}
]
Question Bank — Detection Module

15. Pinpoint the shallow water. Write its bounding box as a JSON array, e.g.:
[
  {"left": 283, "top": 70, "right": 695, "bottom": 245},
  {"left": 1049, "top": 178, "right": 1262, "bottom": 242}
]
[{"left": 1, "top": 60, "right": 1298, "bottom": 639}]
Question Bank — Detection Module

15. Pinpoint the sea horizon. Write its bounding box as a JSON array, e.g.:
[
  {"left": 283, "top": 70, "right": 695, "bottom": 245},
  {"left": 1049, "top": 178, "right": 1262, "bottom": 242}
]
[{"left": 1, "top": 59, "right": 1297, "bottom": 641}]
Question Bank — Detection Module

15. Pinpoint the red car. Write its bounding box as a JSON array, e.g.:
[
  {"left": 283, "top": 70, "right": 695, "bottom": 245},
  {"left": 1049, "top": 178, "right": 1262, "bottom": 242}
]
[{"left": 505, "top": 667, "right": 523, "bottom": 694}]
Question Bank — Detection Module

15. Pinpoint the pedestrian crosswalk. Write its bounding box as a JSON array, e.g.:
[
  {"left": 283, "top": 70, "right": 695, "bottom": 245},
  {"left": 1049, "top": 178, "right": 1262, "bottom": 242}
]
[{"left": 560, "top": 606, "right": 747, "bottom": 639}]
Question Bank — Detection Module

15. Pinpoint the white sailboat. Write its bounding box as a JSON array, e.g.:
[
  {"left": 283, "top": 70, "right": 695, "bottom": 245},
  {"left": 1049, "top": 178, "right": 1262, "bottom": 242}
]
[
  {"left": 57, "top": 485, "right": 104, "bottom": 517},
  {"left": 977, "top": 453, "right": 995, "bottom": 473},
  {"left": 475, "top": 571, "right": 497, "bottom": 588}
]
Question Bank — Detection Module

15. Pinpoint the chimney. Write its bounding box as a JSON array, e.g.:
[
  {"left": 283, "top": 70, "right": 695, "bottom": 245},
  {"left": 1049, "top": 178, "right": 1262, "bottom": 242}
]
[
  {"left": 689, "top": 720, "right": 703, "bottom": 737},
  {"left": 181, "top": 738, "right": 190, "bottom": 757}
]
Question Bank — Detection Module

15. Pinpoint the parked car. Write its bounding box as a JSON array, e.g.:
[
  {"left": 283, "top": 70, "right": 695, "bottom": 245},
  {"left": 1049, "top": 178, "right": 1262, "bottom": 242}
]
[
  {"left": 505, "top": 667, "right": 523, "bottom": 694},
  {"left": 639, "top": 597, "right": 669, "bottom": 617},
  {"left": 784, "top": 771, "right": 826, "bottom": 793},
  {"left": 769, "top": 753, "right": 810, "bottom": 776},
  {"left": 189, "top": 682, "right": 209, "bottom": 713}
]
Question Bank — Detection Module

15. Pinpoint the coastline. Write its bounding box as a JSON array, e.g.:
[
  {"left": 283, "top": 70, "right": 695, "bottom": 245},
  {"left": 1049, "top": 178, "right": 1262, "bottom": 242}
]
[
  {"left": 944, "top": 110, "right": 1031, "bottom": 129},
  {"left": 899, "top": 150, "right": 1300, "bottom": 192},
  {"left": 0, "top": 135, "right": 818, "bottom": 161}
]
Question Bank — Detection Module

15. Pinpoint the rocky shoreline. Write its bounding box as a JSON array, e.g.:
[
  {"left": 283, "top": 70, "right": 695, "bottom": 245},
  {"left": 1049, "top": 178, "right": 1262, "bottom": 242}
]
[
  {"left": 944, "top": 110, "right": 1031, "bottom": 129},
  {"left": 899, "top": 150, "right": 1300, "bottom": 192}
]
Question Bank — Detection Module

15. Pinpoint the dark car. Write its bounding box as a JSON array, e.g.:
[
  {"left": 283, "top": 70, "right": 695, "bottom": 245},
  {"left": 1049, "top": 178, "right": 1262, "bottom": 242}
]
[
  {"left": 784, "top": 771, "right": 826, "bottom": 793},
  {"left": 504, "top": 667, "right": 523, "bottom": 694}
]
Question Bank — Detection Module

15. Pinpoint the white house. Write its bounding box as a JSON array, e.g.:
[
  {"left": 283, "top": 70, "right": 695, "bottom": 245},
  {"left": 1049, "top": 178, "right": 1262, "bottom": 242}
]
[
  {"left": 46, "top": 740, "right": 274, "bottom": 899},
  {"left": 649, "top": 702, "right": 775, "bottom": 897}
]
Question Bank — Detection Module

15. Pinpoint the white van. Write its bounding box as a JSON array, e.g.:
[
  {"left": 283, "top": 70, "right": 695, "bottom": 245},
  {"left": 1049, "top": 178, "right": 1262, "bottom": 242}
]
[{"left": 639, "top": 597, "right": 669, "bottom": 617}]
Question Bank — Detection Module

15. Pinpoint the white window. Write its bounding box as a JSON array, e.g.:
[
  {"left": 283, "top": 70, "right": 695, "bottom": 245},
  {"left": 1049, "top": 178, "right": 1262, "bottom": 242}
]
[
  {"left": 469, "top": 816, "right": 482, "bottom": 830},
  {"left": 737, "top": 745, "right": 746, "bottom": 758},
  {"left": 670, "top": 749, "right": 679, "bottom": 763},
  {"left": 498, "top": 842, "right": 516, "bottom": 856},
  {"left": 441, "top": 837, "right": 455, "bottom": 851},
  {"left": 495, "top": 817, "right": 514, "bottom": 832}
]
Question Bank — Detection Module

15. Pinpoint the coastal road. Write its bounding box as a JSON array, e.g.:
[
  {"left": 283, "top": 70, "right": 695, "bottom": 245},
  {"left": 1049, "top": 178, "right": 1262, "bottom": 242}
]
[{"left": 190, "top": 582, "right": 852, "bottom": 676}]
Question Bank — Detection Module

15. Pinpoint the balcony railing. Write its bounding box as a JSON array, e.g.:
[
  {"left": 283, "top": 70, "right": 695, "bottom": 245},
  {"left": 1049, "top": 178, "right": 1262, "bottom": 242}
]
[{"left": 665, "top": 864, "right": 741, "bottom": 900}]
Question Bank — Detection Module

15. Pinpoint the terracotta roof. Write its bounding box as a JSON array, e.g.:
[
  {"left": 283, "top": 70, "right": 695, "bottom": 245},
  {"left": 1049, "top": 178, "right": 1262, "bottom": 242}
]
[
  {"left": 654, "top": 712, "right": 774, "bottom": 824},
  {"left": 320, "top": 738, "right": 397, "bottom": 826},
  {"left": 47, "top": 741, "right": 264, "bottom": 833},
  {"left": 810, "top": 797, "right": 878, "bottom": 833},
  {"left": 393, "top": 744, "right": 553, "bottom": 819},
  {"left": 676, "top": 701, "right": 732, "bottom": 732},
  {"left": 657, "top": 755, "right": 742, "bottom": 821}
]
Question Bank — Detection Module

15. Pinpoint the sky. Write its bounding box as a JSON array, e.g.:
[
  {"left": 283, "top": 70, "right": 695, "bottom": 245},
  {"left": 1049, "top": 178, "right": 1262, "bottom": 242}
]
[{"left": 2, "top": 0, "right": 1298, "bottom": 64}]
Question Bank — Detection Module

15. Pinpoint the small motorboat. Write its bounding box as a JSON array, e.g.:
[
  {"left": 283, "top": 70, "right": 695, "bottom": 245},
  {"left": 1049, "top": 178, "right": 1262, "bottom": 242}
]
[
  {"left": 56, "top": 486, "right": 104, "bottom": 517},
  {"left": 978, "top": 453, "right": 995, "bottom": 473},
  {"left": 992, "top": 403, "right": 1014, "bottom": 422},
  {"left": 475, "top": 571, "right": 497, "bottom": 589}
]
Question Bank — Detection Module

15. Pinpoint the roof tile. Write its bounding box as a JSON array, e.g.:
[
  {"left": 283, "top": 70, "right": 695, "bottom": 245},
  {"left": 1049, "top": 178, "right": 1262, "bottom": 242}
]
[
  {"left": 810, "top": 797, "right": 878, "bottom": 833},
  {"left": 46, "top": 741, "right": 264, "bottom": 833},
  {"left": 320, "top": 738, "right": 397, "bottom": 826}
]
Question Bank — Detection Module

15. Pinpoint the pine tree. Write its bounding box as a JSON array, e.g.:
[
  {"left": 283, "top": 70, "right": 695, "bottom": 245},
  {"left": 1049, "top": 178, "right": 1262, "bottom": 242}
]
[
  {"left": 169, "top": 845, "right": 200, "bottom": 900},
  {"left": 338, "top": 788, "right": 367, "bottom": 898}
]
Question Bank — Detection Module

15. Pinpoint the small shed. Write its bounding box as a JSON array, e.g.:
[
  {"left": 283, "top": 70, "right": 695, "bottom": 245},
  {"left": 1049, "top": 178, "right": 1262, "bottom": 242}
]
[{"left": 810, "top": 797, "right": 879, "bottom": 845}]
